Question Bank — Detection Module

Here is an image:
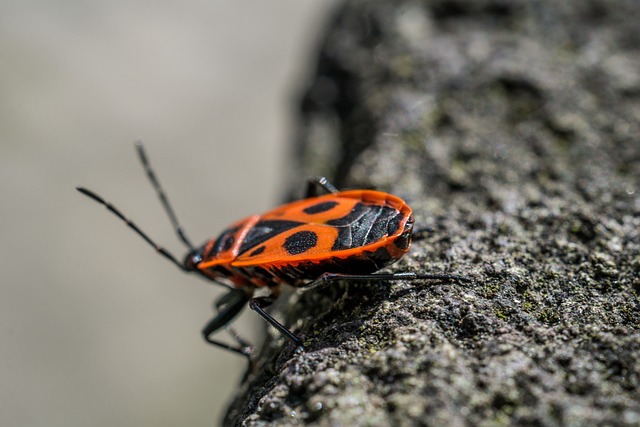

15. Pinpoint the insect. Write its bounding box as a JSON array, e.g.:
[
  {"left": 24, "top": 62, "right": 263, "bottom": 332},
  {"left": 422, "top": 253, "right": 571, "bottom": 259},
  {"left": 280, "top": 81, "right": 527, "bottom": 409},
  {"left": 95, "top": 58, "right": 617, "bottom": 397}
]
[{"left": 78, "top": 143, "right": 465, "bottom": 358}]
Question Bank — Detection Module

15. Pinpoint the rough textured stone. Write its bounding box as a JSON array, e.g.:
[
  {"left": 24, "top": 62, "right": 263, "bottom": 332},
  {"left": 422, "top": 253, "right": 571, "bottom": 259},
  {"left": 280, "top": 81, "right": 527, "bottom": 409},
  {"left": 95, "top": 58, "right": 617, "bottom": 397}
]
[{"left": 225, "top": 0, "right": 640, "bottom": 425}]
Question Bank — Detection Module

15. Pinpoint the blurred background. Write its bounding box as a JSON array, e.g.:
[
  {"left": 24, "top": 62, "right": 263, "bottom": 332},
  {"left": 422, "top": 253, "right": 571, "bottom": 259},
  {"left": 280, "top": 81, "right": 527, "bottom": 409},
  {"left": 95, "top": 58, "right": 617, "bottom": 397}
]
[{"left": 0, "top": 1, "right": 338, "bottom": 425}]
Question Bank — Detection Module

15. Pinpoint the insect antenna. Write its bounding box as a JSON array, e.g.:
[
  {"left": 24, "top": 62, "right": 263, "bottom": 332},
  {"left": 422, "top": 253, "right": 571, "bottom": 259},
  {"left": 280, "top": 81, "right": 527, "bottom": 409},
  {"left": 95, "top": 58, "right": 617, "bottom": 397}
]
[
  {"left": 76, "top": 187, "right": 188, "bottom": 271},
  {"left": 134, "top": 141, "right": 195, "bottom": 251}
]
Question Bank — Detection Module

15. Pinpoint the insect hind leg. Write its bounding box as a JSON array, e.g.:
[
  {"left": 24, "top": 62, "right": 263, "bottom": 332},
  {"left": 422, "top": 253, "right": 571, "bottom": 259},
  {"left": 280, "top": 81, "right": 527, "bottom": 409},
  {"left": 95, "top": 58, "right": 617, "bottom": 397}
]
[
  {"left": 246, "top": 272, "right": 470, "bottom": 350},
  {"left": 303, "top": 271, "right": 471, "bottom": 293}
]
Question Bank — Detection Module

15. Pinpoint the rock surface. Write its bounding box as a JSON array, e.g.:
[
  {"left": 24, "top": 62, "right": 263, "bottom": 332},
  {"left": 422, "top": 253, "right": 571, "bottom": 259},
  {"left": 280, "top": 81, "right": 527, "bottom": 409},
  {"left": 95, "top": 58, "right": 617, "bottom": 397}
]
[{"left": 225, "top": 0, "right": 640, "bottom": 425}]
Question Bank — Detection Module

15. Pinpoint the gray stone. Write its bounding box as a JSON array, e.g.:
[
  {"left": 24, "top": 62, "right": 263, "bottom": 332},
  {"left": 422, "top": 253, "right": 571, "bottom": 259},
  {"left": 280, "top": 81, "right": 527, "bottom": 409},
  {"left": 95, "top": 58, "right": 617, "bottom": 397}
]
[{"left": 225, "top": 0, "right": 640, "bottom": 425}]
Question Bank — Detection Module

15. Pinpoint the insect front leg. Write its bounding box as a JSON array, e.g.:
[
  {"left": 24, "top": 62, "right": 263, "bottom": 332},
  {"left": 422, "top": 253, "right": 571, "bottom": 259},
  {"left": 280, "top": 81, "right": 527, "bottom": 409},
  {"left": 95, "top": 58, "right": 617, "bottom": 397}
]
[
  {"left": 202, "top": 289, "right": 253, "bottom": 358},
  {"left": 248, "top": 296, "right": 303, "bottom": 347},
  {"left": 305, "top": 176, "right": 339, "bottom": 197},
  {"left": 214, "top": 291, "right": 253, "bottom": 350},
  {"left": 303, "top": 271, "right": 471, "bottom": 293}
]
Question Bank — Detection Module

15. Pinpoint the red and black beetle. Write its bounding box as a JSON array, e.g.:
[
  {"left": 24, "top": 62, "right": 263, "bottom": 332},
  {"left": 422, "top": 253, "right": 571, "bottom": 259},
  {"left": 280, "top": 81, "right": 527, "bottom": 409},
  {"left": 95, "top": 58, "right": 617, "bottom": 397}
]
[{"left": 78, "top": 143, "right": 465, "bottom": 357}]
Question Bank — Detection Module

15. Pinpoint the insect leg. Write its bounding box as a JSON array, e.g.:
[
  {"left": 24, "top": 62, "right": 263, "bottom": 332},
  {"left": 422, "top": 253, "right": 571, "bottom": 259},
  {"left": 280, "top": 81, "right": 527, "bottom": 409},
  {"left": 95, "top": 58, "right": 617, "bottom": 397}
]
[
  {"left": 214, "top": 288, "right": 243, "bottom": 309},
  {"left": 202, "top": 289, "right": 253, "bottom": 357},
  {"left": 214, "top": 292, "right": 253, "bottom": 349},
  {"left": 249, "top": 297, "right": 303, "bottom": 347},
  {"left": 305, "top": 176, "right": 339, "bottom": 197},
  {"left": 225, "top": 325, "right": 253, "bottom": 350},
  {"left": 303, "top": 271, "right": 471, "bottom": 292}
]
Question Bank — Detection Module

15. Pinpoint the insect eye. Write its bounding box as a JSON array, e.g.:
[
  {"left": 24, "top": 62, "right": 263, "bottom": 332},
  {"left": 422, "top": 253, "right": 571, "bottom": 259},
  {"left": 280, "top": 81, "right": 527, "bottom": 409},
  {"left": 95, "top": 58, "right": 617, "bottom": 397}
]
[{"left": 184, "top": 251, "right": 202, "bottom": 271}]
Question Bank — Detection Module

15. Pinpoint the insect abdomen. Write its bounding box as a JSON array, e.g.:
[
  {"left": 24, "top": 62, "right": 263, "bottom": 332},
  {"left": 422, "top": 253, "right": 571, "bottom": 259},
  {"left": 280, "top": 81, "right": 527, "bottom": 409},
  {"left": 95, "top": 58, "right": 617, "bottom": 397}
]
[{"left": 251, "top": 214, "right": 414, "bottom": 286}]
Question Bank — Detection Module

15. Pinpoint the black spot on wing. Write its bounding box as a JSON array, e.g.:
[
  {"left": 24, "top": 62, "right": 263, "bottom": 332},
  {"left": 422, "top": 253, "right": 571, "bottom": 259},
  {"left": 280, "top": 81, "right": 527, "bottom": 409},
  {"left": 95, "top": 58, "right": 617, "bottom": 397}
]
[
  {"left": 248, "top": 245, "right": 266, "bottom": 256},
  {"left": 303, "top": 201, "right": 339, "bottom": 214},
  {"left": 208, "top": 226, "right": 241, "bottom": 257},
  {"left": 283, "top": 231, "right": 318, "bottom": 255},
  {"left": 328, "top": 203, "right": 404, "bottom": 251},
  {"left": 238, "top": 220, "right": 303, "bottom": 255}
]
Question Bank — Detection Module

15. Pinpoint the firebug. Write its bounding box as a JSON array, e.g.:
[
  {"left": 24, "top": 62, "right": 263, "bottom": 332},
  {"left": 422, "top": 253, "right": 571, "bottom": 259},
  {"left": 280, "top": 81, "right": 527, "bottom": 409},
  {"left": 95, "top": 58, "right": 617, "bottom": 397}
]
[{"left": 77, "top": 143, "right": 466, "bottom": 357}]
